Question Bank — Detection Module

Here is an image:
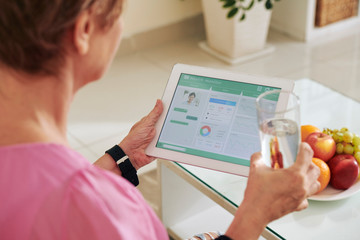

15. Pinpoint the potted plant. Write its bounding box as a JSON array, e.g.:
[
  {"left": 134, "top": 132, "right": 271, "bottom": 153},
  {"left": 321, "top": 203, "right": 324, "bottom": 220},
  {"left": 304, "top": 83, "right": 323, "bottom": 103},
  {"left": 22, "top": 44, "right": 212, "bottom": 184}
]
[{"left": 199, "top": 0, "right": 280, "bottom": 64}]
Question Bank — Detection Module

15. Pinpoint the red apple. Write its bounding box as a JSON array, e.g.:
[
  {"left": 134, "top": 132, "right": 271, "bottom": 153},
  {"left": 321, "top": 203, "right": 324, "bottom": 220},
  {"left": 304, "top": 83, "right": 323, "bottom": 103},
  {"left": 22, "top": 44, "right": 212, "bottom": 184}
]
[
  {"left": 328, "top": 154, "right": 359, "bottom": 190},
  {"left": 305, "top": 132, "right": 336, "bottom": 162}
]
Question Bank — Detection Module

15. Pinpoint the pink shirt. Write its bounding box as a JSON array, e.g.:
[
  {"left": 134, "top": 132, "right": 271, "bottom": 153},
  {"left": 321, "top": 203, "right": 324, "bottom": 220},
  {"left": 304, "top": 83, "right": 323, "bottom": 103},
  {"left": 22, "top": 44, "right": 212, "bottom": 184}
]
[{"left": 0, "top": 143, "right": 168, "bottom": 240}]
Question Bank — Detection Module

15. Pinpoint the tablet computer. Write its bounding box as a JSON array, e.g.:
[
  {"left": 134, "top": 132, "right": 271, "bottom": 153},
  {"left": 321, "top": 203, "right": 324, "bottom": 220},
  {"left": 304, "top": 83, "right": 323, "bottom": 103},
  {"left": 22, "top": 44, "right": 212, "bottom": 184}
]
[{"left": 146, "top": 64, "right": 294, "bottom": 176}]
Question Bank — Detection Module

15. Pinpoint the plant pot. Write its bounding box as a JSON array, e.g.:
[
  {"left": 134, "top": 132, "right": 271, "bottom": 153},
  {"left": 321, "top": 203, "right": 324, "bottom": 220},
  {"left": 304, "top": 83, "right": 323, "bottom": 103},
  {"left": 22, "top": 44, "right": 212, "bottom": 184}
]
[{"left": 200, "top": 0, "right": 274, "bottom": 64}]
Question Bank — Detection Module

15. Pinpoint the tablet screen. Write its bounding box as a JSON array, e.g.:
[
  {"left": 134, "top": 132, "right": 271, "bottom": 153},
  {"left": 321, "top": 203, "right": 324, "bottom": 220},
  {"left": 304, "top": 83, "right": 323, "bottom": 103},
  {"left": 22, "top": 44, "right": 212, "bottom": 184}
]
[{"left": 156, "top": 73, "right": 281, "bottom": 166}]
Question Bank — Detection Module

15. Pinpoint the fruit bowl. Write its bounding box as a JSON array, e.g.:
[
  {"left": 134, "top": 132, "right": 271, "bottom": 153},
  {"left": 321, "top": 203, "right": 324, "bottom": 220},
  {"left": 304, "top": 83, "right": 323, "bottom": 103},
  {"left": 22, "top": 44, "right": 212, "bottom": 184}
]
[
  {"left": 309, "top": 179, "right": 360, "bottom": 201},
  {"left": 302, "top": 126, "right": 360, "bottom": 201}
]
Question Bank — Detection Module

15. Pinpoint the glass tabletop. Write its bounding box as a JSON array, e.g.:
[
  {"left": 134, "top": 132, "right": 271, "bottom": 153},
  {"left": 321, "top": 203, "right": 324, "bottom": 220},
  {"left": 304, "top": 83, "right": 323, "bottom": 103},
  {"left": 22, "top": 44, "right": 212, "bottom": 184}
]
[{"left": 176, "top": 79, "right": 360, "bottom": 239}]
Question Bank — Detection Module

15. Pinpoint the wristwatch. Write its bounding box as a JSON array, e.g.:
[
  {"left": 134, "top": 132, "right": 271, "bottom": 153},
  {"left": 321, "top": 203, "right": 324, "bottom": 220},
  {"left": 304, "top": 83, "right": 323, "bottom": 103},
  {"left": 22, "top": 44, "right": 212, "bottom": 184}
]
[{"left": 105, "top": 145, "right": 139, "bottom": 186}]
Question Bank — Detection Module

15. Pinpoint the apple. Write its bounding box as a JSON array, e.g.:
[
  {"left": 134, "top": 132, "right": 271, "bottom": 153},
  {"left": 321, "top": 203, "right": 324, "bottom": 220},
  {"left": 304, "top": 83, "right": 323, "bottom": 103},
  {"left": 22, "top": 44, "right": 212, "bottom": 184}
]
[
  {"left": 305, "top": 132, "right": 336, "bottom": 162},
  {"left": 328, "top": 154, "right": 359, "bottom": 190}
]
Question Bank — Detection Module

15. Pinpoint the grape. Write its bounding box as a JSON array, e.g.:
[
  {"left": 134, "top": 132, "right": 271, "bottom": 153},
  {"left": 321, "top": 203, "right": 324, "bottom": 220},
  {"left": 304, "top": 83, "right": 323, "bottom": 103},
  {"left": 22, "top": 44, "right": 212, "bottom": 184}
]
[
  {"left": 321, "top": 127, "right": 360, "bottom": 160},
  {"left": 333, "top": 132, "right": 344, "bottom": 143},
  {"left": 344, "top": 143, "right": 354, "bottom": 155},
  {"left": 355, "top": 152, "right": 360, "bottom": 164},
  {"left": 343, "top": 131, "right": 354, "bottom": 143},
  {"left": 353, "top": 135, "right": 360, "bottom": 146},
  {"left": 336, "top": 143, "right": 344, "bottom": 154},
  {"left": 340, "top": 127, "right": 349, "bottom": 133},
  {"left": 354, "top": 144, "right": 360, "bottom": 153}
]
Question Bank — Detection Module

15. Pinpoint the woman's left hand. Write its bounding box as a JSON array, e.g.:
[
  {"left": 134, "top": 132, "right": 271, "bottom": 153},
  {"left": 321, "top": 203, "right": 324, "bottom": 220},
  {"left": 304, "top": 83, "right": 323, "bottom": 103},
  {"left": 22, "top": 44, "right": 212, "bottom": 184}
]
[{"left": 119, "top": 100, "right": 163, "bottom": 170}]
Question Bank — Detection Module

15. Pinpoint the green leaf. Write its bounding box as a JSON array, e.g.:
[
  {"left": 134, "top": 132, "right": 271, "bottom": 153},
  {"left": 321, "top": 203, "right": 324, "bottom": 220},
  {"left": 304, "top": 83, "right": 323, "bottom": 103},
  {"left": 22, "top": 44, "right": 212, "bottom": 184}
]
[
  {"left": 227, "top": 7, "right": 239, "bottom": 18},
  {"left": 265, "top": 0, "right": 273, "bottom": 9},
  {"left": 239, "top": 13, "right": 246, "bottom": 21},
  {"left": 223, "top": 0, "right": 236, "bottom": 8},
  {"left": 244, "top": 0, "right": 255, "bottom": 10}
]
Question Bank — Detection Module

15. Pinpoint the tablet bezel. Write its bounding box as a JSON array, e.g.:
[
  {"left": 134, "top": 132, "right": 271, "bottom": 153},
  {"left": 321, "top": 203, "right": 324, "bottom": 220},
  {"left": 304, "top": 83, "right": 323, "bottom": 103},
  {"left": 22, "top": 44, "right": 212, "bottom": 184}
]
[{"left": 146, "top": 64, "right": 295, "bottom": 176}]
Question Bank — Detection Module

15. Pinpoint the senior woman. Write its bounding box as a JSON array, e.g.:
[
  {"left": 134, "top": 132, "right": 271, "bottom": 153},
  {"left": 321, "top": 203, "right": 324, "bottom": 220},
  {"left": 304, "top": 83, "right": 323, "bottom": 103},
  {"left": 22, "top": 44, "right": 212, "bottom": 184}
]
[{"left": 0, "top": 0, "right": 320, "bottom": 239}]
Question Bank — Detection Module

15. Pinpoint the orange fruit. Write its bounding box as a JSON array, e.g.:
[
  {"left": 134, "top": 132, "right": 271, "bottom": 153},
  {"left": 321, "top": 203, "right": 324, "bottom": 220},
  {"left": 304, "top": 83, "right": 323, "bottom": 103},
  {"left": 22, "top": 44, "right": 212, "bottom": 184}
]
[
  {"left": 312, "top": 157, "right": 331, "bottom": 193},
  {"left": 301, "top": 125, "right": 321, "bottom": 142}
]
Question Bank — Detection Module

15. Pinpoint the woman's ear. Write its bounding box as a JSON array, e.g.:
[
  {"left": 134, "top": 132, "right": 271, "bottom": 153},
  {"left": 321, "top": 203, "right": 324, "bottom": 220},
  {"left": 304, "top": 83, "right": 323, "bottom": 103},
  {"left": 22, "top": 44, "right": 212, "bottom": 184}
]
[{"left": 73, "top": 10, "right": 94, "bottom": 55}]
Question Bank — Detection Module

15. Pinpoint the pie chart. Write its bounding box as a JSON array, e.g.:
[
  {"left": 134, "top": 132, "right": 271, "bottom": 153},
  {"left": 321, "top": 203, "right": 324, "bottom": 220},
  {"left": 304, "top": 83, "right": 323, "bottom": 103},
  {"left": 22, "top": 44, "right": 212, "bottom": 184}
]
[{"left": 200, "top": 125, "right": 211, "bottom": 136}]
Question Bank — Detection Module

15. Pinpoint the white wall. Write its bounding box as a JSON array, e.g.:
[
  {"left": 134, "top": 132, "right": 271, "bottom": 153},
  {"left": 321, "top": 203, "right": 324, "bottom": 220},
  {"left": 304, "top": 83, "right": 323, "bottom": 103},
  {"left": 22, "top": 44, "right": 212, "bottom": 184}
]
[{"left": 122, "top": 0, "right": 203, "bottom": 37}]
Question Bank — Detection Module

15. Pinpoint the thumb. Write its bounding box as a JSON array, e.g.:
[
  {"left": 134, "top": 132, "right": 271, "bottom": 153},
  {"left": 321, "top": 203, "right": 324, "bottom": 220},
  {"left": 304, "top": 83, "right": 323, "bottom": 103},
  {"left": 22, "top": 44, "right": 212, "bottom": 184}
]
[{"left": 148, "top": 99, "right": 163, "bottom": 122}]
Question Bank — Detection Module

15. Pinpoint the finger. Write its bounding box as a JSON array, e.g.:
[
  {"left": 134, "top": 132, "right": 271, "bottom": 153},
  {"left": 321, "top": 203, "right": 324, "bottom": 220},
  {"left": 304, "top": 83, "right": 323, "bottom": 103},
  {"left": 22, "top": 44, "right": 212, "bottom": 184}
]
[
  {"left": 150, "top": 99, "right": 163, "bottom": 119},
  {"left": 308, "top": 175, "right": 321, "bottom": 197},
  {"left": 308, "top": 161, "right": 320, "bottom": 178},
  {"left": 293, "top": 142, "right": 314, "bottom": 171},
  {"left": 131, "top": 153, "right": 155, "bottom": 170},
  {"left": 142, "top": 99, "right": 163, "bottom": 126},
  {"left": 250, "top": 152, "right": 265, "bottom": 169},
  {"left": 309, "top": 180, "right": 321, "bottom": 196},
  {"left": 295, "top": 199, "right": 309, "bottom": 211}
]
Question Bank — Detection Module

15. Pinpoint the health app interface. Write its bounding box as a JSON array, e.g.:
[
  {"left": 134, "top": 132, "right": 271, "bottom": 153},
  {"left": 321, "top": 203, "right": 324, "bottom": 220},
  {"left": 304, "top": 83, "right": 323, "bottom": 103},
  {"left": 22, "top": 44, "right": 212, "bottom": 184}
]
[{"left": 157, "top": 73, "right": 280, "bottom": 166}]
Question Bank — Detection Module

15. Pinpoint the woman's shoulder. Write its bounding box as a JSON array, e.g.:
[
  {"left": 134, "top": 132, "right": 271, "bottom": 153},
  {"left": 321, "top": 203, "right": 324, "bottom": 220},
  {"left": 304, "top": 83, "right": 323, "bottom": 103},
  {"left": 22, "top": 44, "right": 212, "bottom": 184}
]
[
  {"left": 32, "top": 161, "right": 167, "bottom": 239},
  {"left": 1, "top": 142, "right": 89, "bottom": 167}
]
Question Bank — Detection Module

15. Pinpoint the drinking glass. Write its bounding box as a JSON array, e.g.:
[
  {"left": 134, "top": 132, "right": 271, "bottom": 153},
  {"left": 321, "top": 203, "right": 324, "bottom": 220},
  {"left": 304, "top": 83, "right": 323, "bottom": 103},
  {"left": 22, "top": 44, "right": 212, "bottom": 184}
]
[{"left": 256, "top": 90, "right": 300, "bottom": 169}]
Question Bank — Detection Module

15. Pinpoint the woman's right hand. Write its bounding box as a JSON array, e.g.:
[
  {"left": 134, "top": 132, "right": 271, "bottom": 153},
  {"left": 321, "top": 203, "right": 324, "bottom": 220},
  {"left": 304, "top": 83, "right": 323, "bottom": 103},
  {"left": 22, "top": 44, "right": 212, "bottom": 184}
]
[{"left": 225, "top": 142, "right": 320, "bottom": 240}]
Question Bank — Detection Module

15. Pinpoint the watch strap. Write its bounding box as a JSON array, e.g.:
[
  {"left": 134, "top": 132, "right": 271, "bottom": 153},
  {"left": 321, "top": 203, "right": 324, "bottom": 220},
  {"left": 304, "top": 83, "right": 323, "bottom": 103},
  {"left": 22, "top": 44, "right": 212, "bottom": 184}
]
[
  {"left": 119, "top": 159, "right": 139, "bottom": 186},
  {"left": 105, "top": 145, "right": 127, "bottom": 162},
  {"left": 215, "top": 236, "right": 232, "bottom": 240},
  {"left": 105, "top": 145, "right": 139, "bottom": 186}
]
